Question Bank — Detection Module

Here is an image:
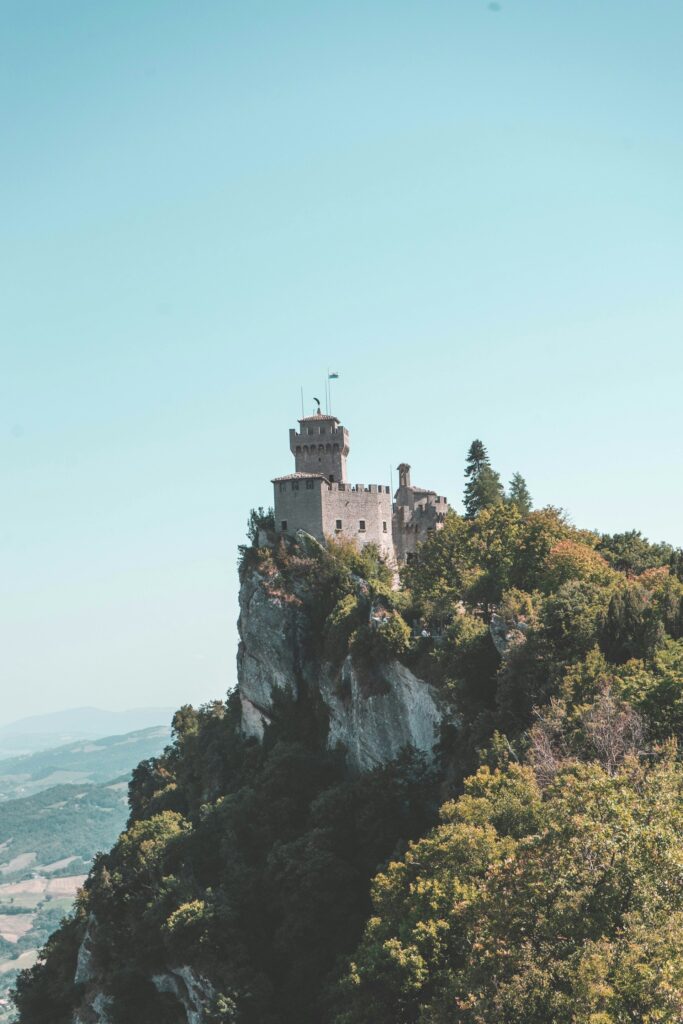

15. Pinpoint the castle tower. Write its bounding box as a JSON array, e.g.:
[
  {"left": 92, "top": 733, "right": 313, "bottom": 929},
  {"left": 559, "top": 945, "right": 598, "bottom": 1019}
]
[{"left": 289, "top": 412, "right": 349, "bottom": 483}]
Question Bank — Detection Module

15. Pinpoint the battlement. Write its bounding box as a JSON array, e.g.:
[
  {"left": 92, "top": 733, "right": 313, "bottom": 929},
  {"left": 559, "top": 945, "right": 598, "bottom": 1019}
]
[
  {"left": 330, "top": 483, "right": 391, "bottom": 495},
  {"left": 272, "top": 409, "right": 449, "bottom": 565},
  {"left": 289, "top": 413, "right": 349, "bottom": 483}
]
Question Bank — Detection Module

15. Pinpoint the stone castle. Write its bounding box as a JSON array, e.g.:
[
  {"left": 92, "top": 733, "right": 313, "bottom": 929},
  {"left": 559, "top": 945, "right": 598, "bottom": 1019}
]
[{"left": 272, "top": 410, "right": 450, "bottom": 564}]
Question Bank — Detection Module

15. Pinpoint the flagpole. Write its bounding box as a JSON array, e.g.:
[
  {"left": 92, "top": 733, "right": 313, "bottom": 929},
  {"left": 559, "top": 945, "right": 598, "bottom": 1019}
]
[{"left": 300, "top": 386, "right": 304, "bottom": 419}]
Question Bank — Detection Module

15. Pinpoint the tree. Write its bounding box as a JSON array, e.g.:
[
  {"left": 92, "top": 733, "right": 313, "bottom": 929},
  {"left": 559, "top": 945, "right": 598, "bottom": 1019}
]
[
  {"left": 332, "top": 755, "right": 683, "bottom": 1024},
  {"left": 463, "top": 440, "right": 504, "bottom": 519},
  {"left": 600, "top": 582, "right": 661, "bottom": 664},
  {"left": 597, "top": 529, "right": 672, "bottom": 575},
  {"left": 541, "top": 540, "right": 615, "bottom": 593},
  {"left": 507, "top": 472, "right": 532, "bottom": 515}
]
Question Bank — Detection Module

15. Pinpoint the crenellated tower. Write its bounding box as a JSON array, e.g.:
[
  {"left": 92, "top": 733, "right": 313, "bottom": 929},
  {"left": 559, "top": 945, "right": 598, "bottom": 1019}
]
[
  {"left": 272, "top": 408, "right": 449, "bottom": 565},
  {"left": 289, "top": 413, "right": 349, "bottom": 483}
]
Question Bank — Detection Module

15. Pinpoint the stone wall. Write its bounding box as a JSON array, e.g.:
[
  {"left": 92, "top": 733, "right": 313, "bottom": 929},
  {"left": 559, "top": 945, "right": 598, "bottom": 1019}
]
[
  {"left": 273, "top": 478, "right": 394, "bottom": 560},
  {"left": 322, "top": 483, "right": 393, "bottom": 561},
  {"left": 290, "top": 417, "right": 349, "bottom": 482},
  {"left": 274, "top": 479, "right": 325, "bottom": 539},
  {"left": 393, "top": 495, "right": 449, "bottom": 562}
]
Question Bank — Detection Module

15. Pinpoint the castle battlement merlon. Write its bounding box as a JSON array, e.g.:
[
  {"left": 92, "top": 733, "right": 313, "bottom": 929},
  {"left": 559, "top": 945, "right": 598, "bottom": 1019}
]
[
  {"left": 273, "top": 412, "right": 450, "bottom": 564},
  {"left": 289, "top": 411, "right": 350, "bottom": 484}
]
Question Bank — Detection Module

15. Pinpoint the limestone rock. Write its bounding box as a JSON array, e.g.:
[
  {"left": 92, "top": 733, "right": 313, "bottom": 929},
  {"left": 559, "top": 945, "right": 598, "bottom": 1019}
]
[
  {"left": 237, "top": 563, "right": 447, "bottom": 769},
  {"left": 321, "top": 657, "right": 442, "bottom": 771},
  {"left": 151, "top": 966, "right": 216, "bottom": 1024},
  {"left": 489, "top": 612, "right": 529, "bottom": 658}
]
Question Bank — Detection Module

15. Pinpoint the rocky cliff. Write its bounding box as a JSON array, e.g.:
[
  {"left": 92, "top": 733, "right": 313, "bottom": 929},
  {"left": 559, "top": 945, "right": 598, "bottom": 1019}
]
[
  {"left": 56, "top": 532, "right": 448, "bottom": 1024},
  {"left": 237, "top": 536, "right": 445, "bottom": 771}
]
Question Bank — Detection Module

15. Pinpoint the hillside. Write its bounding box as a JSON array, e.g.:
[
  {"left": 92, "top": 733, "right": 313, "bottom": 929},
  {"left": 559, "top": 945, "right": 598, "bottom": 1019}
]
[
  {"left": 0, "top": 726, "right": 172, "bottom": 802},
  {"left": 0, "top": 710, "right": 173, "bottom": 760},
  {"left": 12, "top": 504, "right": 683, "bottom": 1024},
  {"left": 0, "top": 727, "right": 170, "bottom": 1021}
]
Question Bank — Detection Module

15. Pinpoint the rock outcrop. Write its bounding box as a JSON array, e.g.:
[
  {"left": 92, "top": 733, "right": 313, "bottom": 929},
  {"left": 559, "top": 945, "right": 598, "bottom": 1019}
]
[
  {"left": 66, "top": 537, "right": 449, "bottom": 1024},
  {"left": 489, "top": 612, "right": 529, "bottom": 658},
  {"left": 151, "top": 967, "right": 216, "bottom": 1024},
  {"left": 237, "top": 551, "right": 446, "bottom": 770},
  {"left": 320, "top": 656, "right": 442, "bottom": 771}
]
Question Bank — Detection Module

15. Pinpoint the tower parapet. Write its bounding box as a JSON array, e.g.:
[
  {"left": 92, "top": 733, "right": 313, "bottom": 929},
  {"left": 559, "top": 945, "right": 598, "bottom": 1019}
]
[
  {"left": 290, "top": 412, "right": 349, "bottom": 483},
  {"left": 272, "top": 410, "right": 449, "bottom": 566}
]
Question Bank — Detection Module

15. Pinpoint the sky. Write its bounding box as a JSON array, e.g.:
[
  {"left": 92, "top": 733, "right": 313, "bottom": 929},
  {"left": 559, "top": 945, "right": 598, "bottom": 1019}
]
[{"left": 2, "top": 1, "right": 683, "bottom": 725}]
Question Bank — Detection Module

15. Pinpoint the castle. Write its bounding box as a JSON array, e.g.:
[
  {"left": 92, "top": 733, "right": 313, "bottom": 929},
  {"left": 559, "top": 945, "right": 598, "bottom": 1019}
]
[{"left": 272, "top": 410, "right": 450, "bottom": 564}]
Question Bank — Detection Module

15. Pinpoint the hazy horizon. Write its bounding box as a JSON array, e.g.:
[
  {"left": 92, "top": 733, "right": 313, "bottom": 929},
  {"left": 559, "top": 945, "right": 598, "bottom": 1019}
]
[{"left": 4, "top": 1, "right": 683, "bottom": 722}]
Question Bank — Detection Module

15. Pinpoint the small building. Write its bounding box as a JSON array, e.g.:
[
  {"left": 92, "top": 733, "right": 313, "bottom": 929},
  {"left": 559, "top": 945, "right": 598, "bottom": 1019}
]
[
  {"left": 392, "top": 463, "right": 450, "bottom": 563},
  {"left": 272, "top": 411, "right": 449, "bottom": 564}
]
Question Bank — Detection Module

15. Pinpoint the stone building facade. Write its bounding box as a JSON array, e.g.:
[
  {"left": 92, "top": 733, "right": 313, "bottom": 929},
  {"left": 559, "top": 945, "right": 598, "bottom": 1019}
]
[
  {"left": 392, "top": 463, "right": 450, "bottom": 562},
  {"left": 272, "top": 411, "right": 449, "bottom": 564}
]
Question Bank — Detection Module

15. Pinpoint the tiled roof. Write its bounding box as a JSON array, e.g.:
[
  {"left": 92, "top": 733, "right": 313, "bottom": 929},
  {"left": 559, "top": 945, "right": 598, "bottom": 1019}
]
[{"left": 271, "top": 472, "right": 329, "bottom": 483}]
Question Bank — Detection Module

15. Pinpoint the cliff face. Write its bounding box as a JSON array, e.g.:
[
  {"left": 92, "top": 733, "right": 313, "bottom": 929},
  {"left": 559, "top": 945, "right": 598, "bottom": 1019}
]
[
  {"left": 53, "top": 536, "right": 448, "bottom": 1024},
  {"left": 237, "top": 560, "right": 444, "bottom": 771}
]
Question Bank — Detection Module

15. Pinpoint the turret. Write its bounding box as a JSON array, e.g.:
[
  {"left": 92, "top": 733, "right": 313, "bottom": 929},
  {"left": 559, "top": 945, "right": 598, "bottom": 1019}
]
[{"left": 289, "top": 412, "right": 349, "bottom": 483}]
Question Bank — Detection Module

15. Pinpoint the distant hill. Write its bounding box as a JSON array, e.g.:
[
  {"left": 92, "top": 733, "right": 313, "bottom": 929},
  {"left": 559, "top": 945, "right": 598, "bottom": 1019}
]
[
  {"left": 0, "top": 707, "right": 174, "bottom": 759},
  {"left": 0, "top": 723, "right": 172, "bottom": 1019},
  {"left": 0, "top": 725, "right": 171, "bottom": 803}
]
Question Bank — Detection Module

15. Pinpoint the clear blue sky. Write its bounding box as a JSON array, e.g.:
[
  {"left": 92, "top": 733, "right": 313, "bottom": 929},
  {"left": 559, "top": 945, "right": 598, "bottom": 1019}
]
[{"left": 2, "top": 1, "right": 682, "bottom": 725}]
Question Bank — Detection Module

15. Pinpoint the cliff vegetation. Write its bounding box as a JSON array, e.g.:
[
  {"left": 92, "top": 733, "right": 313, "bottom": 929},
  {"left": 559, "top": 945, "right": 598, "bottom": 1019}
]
[{"left": 13, "top": 445, "right": 683, "bottom": 1024}]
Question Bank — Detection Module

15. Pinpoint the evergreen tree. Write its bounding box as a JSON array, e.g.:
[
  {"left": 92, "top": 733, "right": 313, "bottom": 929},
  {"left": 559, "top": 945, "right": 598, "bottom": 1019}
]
[
  {"left": 507, "top": 472, "right": 532, "bottom": 515},
  {"left": 463, "top": 440, "right": 504, "bottom": 518}
]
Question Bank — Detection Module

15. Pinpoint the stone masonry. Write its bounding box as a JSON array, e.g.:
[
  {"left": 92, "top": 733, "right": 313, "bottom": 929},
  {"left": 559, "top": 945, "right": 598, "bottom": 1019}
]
[{"left": 272, "top": 411, "right": 449, "bottom": 563}]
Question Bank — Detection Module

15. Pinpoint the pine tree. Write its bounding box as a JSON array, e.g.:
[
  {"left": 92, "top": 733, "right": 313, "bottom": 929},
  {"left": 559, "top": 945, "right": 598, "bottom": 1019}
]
[
  {"left": 508, "top": 472, "right": 532, "bottom": 515},
  {"left": 463, "top": 440, "right": 504, "bottom": 518}
]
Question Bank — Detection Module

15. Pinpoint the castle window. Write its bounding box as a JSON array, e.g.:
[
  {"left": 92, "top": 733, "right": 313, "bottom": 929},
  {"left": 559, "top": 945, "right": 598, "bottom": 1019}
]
[
  {"left": 307, "top": 428, "right": 313, "bottom": 435},
  {"left": 292, "top": 481, "right": 299, "bottom": 491},
  {"left": 359, "top": 520, "right": 366, "bottom": 532},
  {"left": 305, "top": 480, "right": 314, "bottom": 490},
  {"left": 335, "top": 519, "right": 342, "bottom": 531},
  {"left": 383, "top": 521, "right": 387, "bottom": 533},
  {"left": 296, "top": 445, "right": 301, "bottom": 454},
  {"left": 279, "top": 483, "right": 286, "bottom": 492},
  {"left": 281, "top": 520, "right": 288, "bottom": 532}
]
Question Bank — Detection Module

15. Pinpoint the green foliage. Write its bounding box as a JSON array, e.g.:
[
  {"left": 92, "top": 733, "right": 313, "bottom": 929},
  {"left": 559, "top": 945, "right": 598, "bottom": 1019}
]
[
  {"left": 333, "top": 755, "right": 683, "bottom": 1024},
  {"left": 13, "top": 915, "right": 85, "bottom": 1024},
  {"left": 401, "top": 511, "right": 472, "bottom": 619},
  {"left": 351, "top": 614, "right": 412, "bottom": 663},
  {"left": 463, "top": 440, "right": 505, "bottom": 519},
  {"left": 246, "top": 507, "right": 275, "bottom": 545},
  {"left": 597, "top": 529, "right": 673, "bottom": 575},
  {"left": 507, "top": 471, "right": 532, "bottom": 514},
  {"left": 17, "top": 690, "right": 437, "bottom": 1024},
  {"left": 541, "top": 539, "right": 615, "bottom": 592},
  {"left": 616, "top": 638, "right": 683, "bottom": 739},
  {"left": 541, "top": 580, "right": 610, "bottom": 663},
  {"left": 324, "top": 594, "right": 363, "bottom": 663},
  {"left": 18, "top": 511, "right": 683, "bottom": 1024},
  {"left": 599, "top": 580, "right": 663, "bottom": 663}
]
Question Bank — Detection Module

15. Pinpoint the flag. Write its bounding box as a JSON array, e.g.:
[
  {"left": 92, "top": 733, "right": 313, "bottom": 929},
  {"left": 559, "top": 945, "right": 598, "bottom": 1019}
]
[{"left": 328, "top": 371, "right": 339, "bottom": 379}]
